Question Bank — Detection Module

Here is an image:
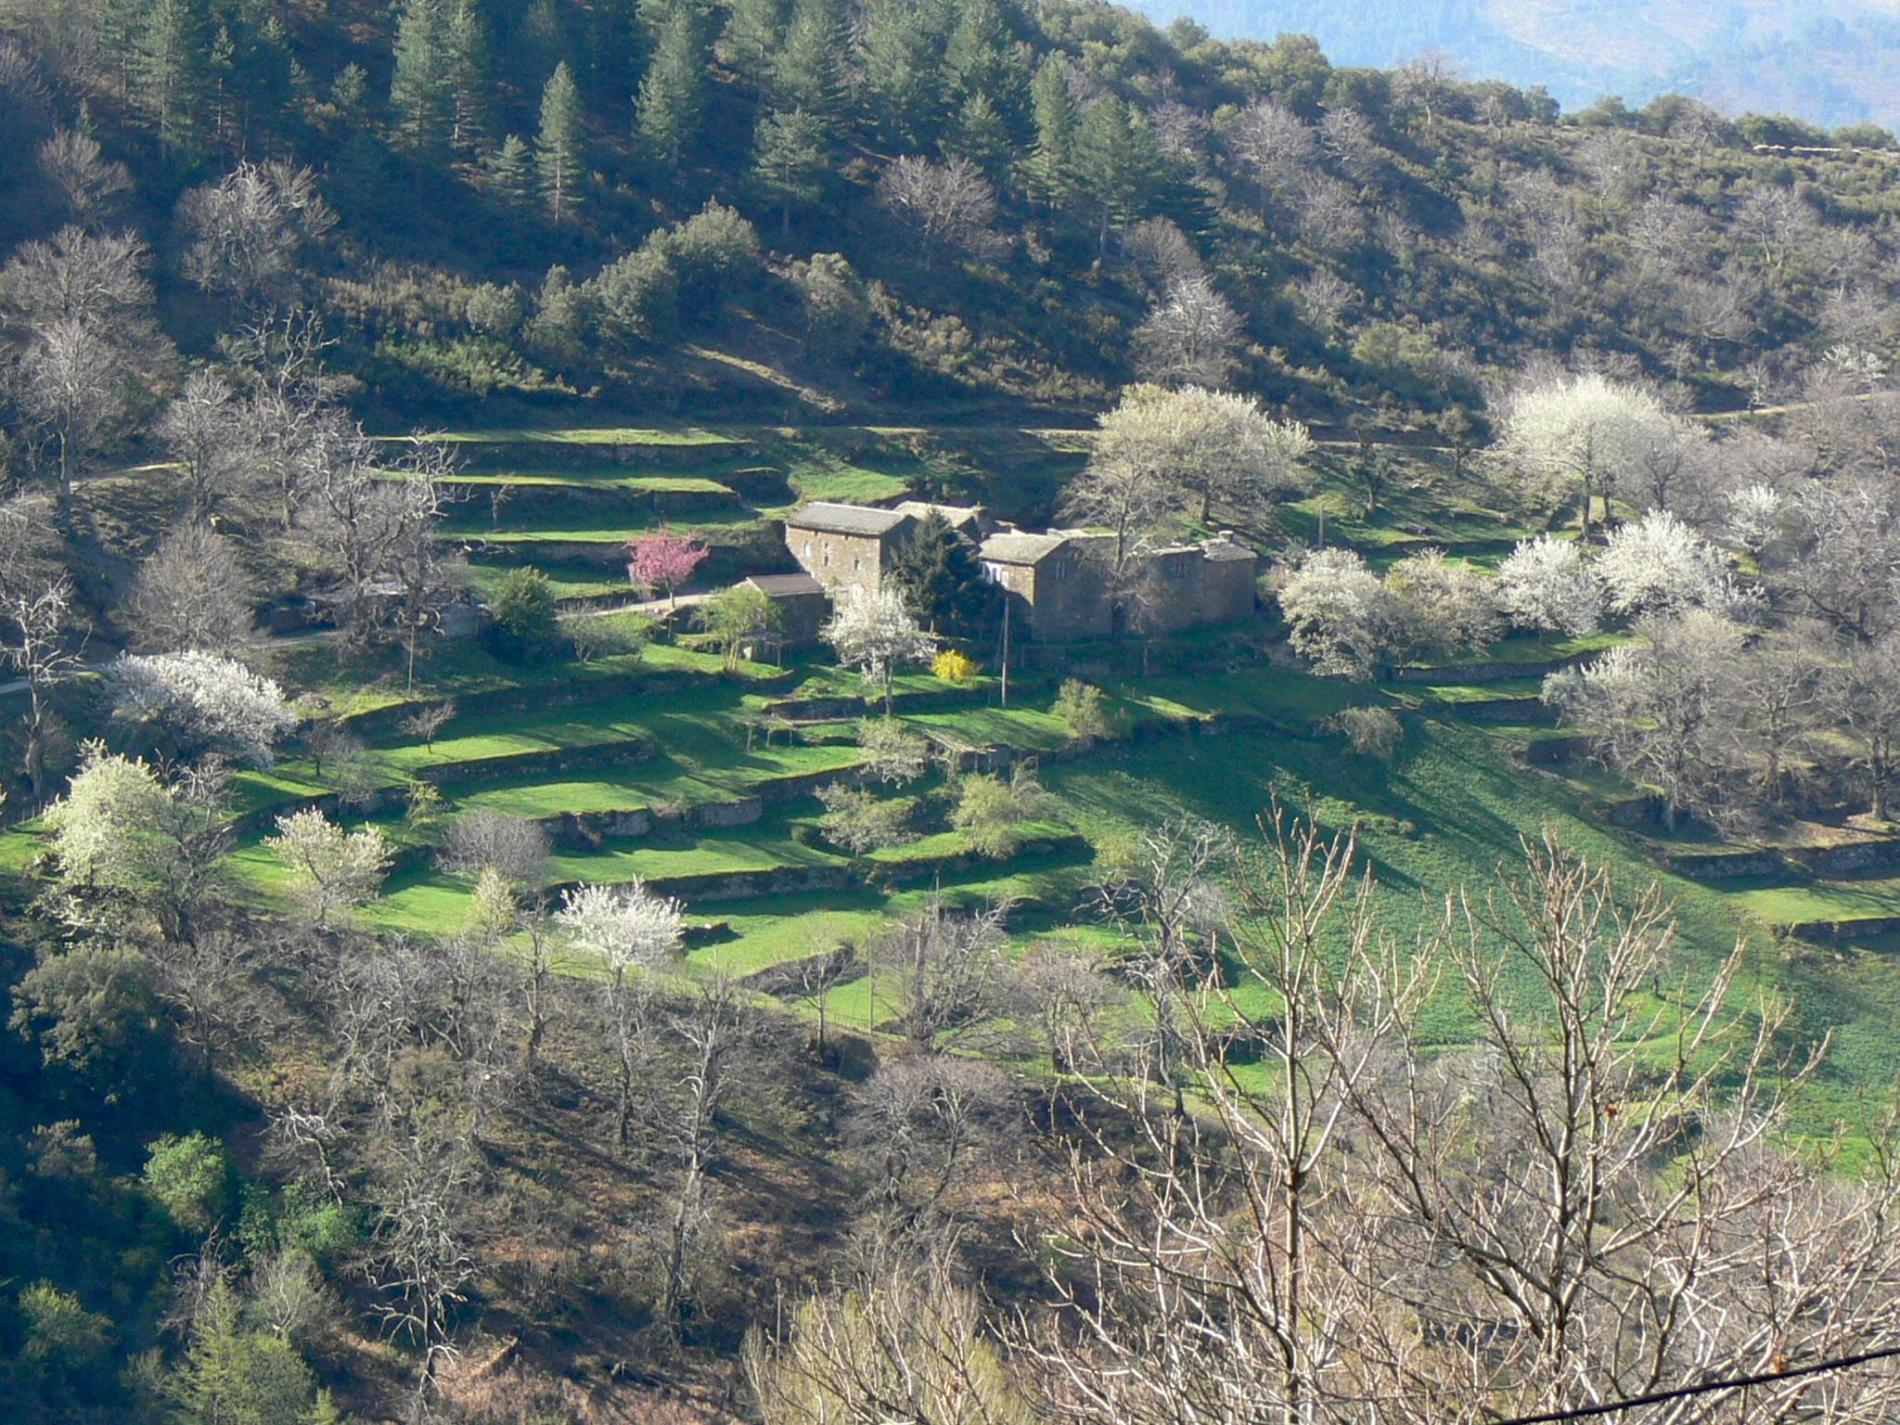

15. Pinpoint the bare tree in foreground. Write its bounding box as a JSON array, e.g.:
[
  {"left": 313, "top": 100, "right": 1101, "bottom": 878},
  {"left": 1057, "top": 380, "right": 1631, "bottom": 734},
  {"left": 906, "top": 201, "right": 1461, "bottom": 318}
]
[{"left": 1014, "top": 817, "right": 1900, "bottom": 1425}]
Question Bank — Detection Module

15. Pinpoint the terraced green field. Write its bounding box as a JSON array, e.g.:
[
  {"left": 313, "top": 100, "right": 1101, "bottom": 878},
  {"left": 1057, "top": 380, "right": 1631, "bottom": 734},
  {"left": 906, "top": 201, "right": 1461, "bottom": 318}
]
[{"left": 19, "top": 421, "right": 1900, "bottom": 1132}]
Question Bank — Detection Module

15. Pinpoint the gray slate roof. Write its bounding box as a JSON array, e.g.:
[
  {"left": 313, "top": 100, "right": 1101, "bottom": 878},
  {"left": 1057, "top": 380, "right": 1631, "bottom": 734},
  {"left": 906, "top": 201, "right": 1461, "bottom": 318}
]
[
  {"left": 1202, "top": 539, "right": 1258, "bottom": 562},
  {"left": 979, "top": 532, "right": 1071, "bottom": 565},
  {"left": 744, "top": 572, "right": 828, "bottom": 597},
  {"left": 785, "top": 501, "right": 909, "bottom": 536}
]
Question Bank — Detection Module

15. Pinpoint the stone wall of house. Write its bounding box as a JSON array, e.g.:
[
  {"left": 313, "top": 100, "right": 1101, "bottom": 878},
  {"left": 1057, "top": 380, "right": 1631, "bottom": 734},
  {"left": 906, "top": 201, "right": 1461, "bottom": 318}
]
[
  {"left": 1198, "top": 553, "right": 1259, "bottom": 625},
  {"left": 786, "top": 527, "right": 891, "bottom": 598},
  {"left": 1023, "top": 547, "right": 1116, "bottom": 641},
  {"left": 771, "top": 589, "right": 831, "bottom": 647},
  {"left": 1139, "top": 547, "right": 1208, "bottom": 635}
]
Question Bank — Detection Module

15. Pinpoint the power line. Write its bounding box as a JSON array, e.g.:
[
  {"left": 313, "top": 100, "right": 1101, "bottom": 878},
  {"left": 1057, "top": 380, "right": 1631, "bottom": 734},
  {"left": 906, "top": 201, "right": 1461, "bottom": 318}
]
[{"left": 1498, "top": 1344, "right": 1900, "bottom": 1424}]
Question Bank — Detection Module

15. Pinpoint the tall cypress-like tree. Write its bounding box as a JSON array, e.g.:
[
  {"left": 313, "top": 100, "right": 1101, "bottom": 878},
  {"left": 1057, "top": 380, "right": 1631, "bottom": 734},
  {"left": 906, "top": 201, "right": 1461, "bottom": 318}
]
[
  {"left": 536, "top": 62, "right": 586, "bottom": 223},
  {"left": 635, "top": 1, "right": 708, "bottom": 173},
  {"left": 773, "top": 0, "right": 843, "bottom": 114},
  {"left": 887, "top": 511, "right": 997, "bottom": 637},
  {"left": 1025, "top": 56, "right": 1077, "bottom": 208},
  {"left": 444, "top": 0, "right": 492, "bottom": 155},
  {"left": 133, "top": 0, "right": 213, "bottom": 157},
  {"left": 389, "top": 0, "right": 453, "bottom": 155}
]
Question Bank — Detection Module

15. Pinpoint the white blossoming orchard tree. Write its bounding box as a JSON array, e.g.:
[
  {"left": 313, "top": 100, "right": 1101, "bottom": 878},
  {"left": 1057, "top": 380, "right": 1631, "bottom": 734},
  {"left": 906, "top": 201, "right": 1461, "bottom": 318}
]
[
  {"left": 557, "top": 880, "right": 685, "bottom": 1149},
  {"left": 1494, "top": 534, "right": 1604, "bottom": 636},
  {"left": 1496, "top": 373, "right": 1686, "bottom": 538},
  {"left": 1275, "top": 548, "right": 1404, "bottom": 681},
  {"left": 821, "top": 588, "right": 936, "bottom": 715},
  {"left": 1596, "top": 510, "right": 1734, "bottom": 618},
  {"left": 43, "top": 745, "right": 229, "bottom": 940},
  {"left": 1384, "top": 548, "right": 1499, "bottom": 659},
  {"left": 264, "top": 809, "right": 391, "bottom": 929},
  {"left": 108, "top": 650, "right": 295, "bottom": 766},
  {"left": 1085, "top": 383, "right": 1312, "bottom": 534},
  {"left": 1543, "top": 610, "right": 1744, "bottom": 829}
]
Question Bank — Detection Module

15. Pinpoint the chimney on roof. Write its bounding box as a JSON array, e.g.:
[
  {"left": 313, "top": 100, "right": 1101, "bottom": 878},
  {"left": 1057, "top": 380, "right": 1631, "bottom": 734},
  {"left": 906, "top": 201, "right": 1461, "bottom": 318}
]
[{"left": 1216, "top": 530, "right": 1236, "bottom": 542}]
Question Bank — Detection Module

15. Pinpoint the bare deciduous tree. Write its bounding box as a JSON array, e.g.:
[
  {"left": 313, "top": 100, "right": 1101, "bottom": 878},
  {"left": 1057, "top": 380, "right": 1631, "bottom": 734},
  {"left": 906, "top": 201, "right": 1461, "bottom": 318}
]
[
  {"left": 870, "top": 899, "right": 1011, "bottom": 1054},
  {"left": 157, "top": 369, "right": 251, "bottom": 524},
  {"left": 125, "top": 524, "right": 258, "bottom": 655},
  {"left": 878, "top": 155, "right": 1004, "bottom": 267},
  {"left": 1, "top": 575, "right": 84, "bottom": 799}
]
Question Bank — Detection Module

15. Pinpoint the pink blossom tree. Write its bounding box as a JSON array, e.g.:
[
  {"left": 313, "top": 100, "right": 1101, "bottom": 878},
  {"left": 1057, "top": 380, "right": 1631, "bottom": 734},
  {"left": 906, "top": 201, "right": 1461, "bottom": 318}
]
[{"left": 626, "top": 528, "right": 709, "bottom": 610}]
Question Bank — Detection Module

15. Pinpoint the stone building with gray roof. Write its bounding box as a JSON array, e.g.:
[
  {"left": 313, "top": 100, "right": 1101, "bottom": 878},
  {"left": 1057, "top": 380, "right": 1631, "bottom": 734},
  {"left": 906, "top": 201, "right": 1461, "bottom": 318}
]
[
  {"left": 978, "top": 527, "right": 1259, "bottom": 642},
  {"left": 780, "top": 499, "right": 1258, "bottom": 643},
  {"left": 783, "top": 500, "right": 988, "bottom": 599}
]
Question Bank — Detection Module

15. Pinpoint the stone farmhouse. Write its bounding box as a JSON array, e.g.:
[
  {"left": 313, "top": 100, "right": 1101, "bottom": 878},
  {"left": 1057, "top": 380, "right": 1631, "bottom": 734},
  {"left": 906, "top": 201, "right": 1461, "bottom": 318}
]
[
  {"left": 782, "top": 501, "right": 989, "bottom": 599},
  {"left": 781, "top": 499, "right": 1260, "bottom": 644},
  {"left": 978, "top": 528, "right": 1258, "bottom": 642}
]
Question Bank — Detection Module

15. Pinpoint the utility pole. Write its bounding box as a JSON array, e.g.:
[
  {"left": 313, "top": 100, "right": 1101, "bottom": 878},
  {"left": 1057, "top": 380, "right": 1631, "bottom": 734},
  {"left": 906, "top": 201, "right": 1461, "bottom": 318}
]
[{"left": 999, "top": 597, "right": 1011, "bottom": 708}]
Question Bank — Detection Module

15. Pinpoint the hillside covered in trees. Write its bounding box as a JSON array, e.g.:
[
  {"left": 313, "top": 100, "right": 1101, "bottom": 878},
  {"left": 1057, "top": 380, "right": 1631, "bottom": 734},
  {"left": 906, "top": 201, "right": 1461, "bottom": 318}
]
[
  {"left": 5, "top": 0, "right": 1900, "bottom": 436},
  {"left": 13, "top": 3, "right": 1900, "bottom": 1424}
]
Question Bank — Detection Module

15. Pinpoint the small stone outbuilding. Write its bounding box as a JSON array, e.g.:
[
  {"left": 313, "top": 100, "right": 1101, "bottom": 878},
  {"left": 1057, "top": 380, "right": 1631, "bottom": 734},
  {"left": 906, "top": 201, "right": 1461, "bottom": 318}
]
[{"left": 742, "top": 572, "right": 831, "bottom": 650}]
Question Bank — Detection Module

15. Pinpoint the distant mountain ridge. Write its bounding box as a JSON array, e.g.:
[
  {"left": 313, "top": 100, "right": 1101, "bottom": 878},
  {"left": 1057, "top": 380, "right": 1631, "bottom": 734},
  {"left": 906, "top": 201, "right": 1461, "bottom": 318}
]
[{"left": 1130, "top": 0, "right": 1900, "bottom": 129}]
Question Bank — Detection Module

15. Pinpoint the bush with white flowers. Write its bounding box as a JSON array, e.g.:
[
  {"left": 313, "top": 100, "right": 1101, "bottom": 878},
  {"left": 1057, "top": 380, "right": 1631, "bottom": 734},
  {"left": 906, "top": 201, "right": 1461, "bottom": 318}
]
[{"left": 109, "top": 651, "right": 295, "bottom": 766}]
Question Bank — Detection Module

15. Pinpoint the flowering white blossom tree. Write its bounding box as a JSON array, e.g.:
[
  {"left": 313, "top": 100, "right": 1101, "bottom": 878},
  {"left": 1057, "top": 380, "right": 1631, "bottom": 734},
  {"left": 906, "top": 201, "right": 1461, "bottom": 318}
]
[
  {"left": 1275, "top": 548, "right": 1403, "bottom": 680},
  {"left": 108, "top": 650, "right": 295, "bottom": 766},
  {"left": 264, "top": 808, "right": 391, "bottom": 929},
  {"left": 1544, "top": 610, "right": 1744, "bottom": 828},
  {"left": 1596, "top": 510, "right": 1735, "bottom": 618},
  {"left": 1493, "top": 535, "right": 1604, "bottom": 635},
  {"left": 1724, "top": 482, "right": 1788, "bottom": 554},
  {"left": 43, "top": 745, "right": 229, "bottom": 939},
  {"left": 1085, "top": 384, "right": 1312, "bottom": 533},
  {"left": 556, "top": 880, "right": 684, "bottom": 1148},
  {"left": 822, "top": 588, "right": 936, "bottom": 714},
  {"left": 556, "top": 880, "right": 684, "bottom": 971},
  {"left": 1385, "top": 548, "right": 1499, "bottom": 658},
  {"left": 1496, "top": 373, "right": 1684, "bottom": 537}
]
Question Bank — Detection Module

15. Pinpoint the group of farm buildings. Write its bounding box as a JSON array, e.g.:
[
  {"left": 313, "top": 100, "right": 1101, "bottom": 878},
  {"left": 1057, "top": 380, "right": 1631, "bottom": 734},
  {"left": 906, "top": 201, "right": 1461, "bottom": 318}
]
[{"left": 743, "top": 500, "right": 1259, "bottom": 645}]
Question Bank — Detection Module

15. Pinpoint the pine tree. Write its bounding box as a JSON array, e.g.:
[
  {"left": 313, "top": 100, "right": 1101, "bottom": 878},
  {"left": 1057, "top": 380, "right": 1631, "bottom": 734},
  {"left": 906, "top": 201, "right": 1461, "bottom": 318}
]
[
  {"left": 102, "top": 0, "right": 155, "bottom": 93},
  {"left": 721, "top": 0, "right": 782, "bottom": 95},
  {"left": 635, "top": 1, "right": 708, "bottom": 173},
  {"left": 943, "top": 0, "right": 1021, "bottom": 113},
  {"left": 227, "top": 10, "right": 298, "bottom": 148},
  {"left": 510, "top": 0, "right": 571, "bottom": 90},
  {"left": 445, "top": 0, "right": 492, "bottom": 154},
  {"left": 859, "top": 0, "right": 945, "bottom": 148},
  {"left": 536, "top": 62, "right": 585, "bottom": 223},
  {"left": 133, "top": 0, "right": 213, "bottom": 157},
  {"left": 752, "top": 108, "right": 830, "bottom": 237},
  {"left": 487, "top": 134, "right": 537, "bottom": 211},
  {"left": 773, "top": 0, "right": 843, "bottom": 114},
  {"left": 389, "top": 0, "right": 452, "bottom": 155},
  {"left": 950, "top": 90, "right": 1011, "bottom": 179},
  {"left": 888, "top": 511, "right": 996, "bottom": 637},
  {"left": 168, "top": 1279, "right": 324, "bottom": 1423},
  {"left": 1074, "top": 95, "right": 1161, "bottom": 250},
  {"left": 1025, "top": 55, "right": 1077, "bottom": 208}
]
